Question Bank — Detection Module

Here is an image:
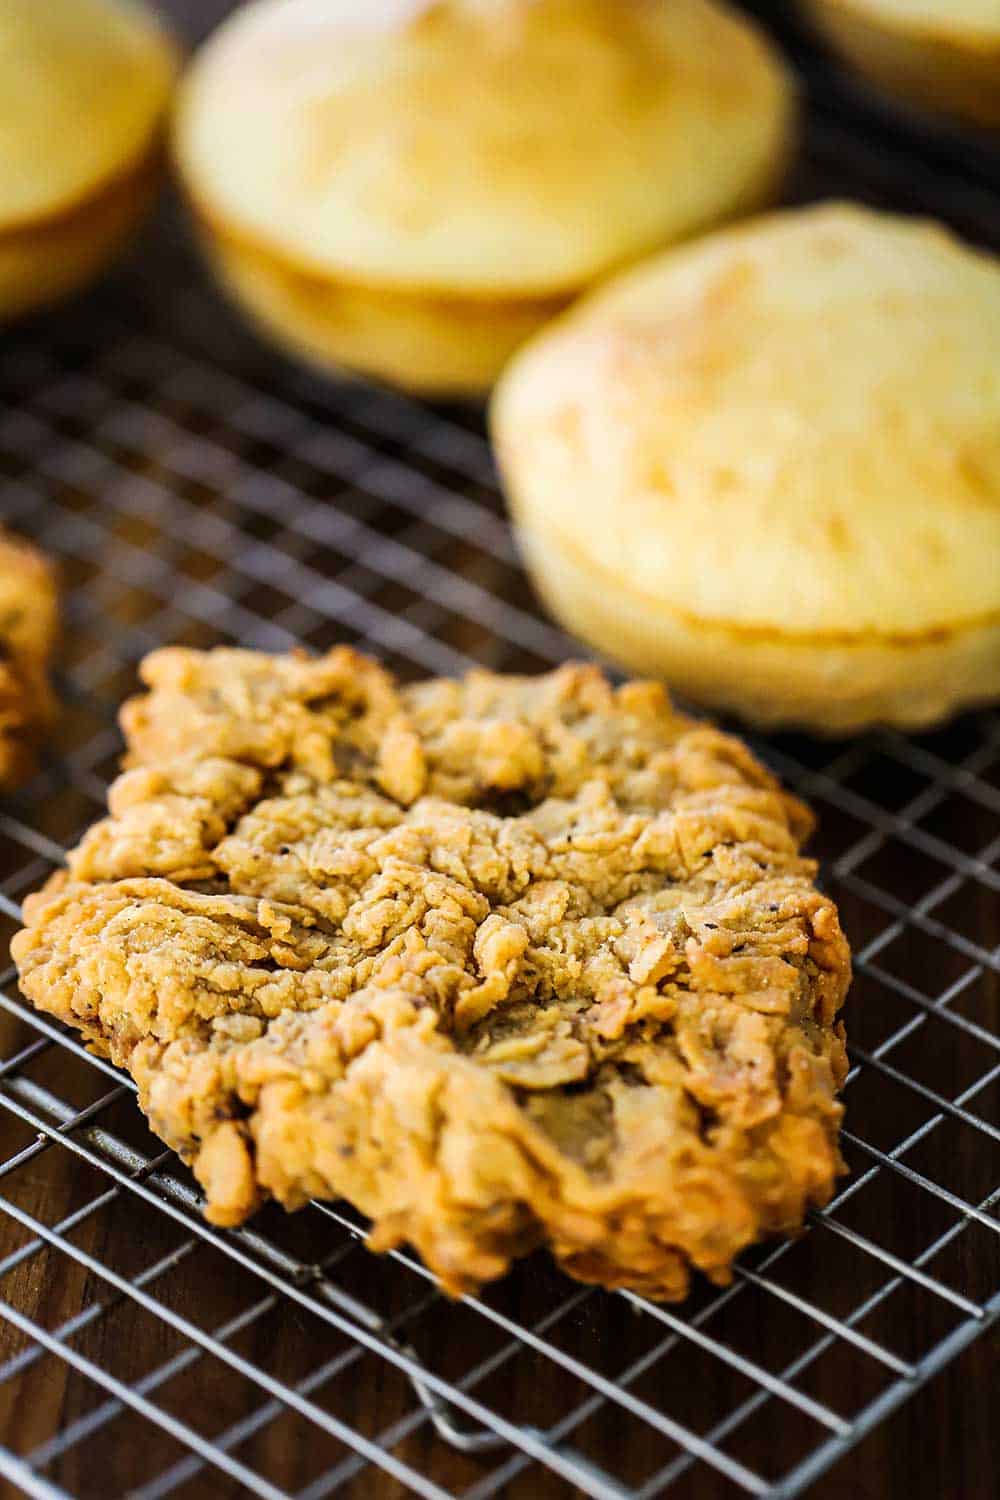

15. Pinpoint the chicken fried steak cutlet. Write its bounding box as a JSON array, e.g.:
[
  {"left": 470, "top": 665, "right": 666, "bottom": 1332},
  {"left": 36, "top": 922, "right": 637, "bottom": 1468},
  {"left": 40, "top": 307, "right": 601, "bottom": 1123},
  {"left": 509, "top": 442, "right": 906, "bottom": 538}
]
[
  {"left": 13, "top": 647, "right": 850, "bottom": 1299},
  {"left": 0, "top": 529, "right": 58, "bottom": 790}
]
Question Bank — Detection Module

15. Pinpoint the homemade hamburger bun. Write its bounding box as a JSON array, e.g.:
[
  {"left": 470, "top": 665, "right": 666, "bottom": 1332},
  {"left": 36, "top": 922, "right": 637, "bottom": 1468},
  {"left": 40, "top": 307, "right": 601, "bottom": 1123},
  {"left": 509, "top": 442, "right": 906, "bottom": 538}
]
[
  {"left": 0, "top": 0, "right": 177, "bottom": 321},
  {"left": 173, "top": 0, "right": 796, "bottom": 396},
  {"left": 492, "top": 202, "right": 1000, "bottom": 733}
]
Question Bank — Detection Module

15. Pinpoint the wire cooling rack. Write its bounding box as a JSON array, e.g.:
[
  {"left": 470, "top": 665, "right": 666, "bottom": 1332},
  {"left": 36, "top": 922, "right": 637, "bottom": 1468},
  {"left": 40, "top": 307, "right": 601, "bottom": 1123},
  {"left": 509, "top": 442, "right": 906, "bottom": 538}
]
[{"left": 1, "top": 5, "right": 999, "bottom": 1498}]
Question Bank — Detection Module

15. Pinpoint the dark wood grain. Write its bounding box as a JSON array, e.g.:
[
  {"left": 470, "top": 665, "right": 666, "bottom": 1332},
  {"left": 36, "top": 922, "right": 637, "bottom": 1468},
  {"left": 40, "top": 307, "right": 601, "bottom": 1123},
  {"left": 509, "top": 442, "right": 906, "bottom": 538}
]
[{"left": 0, "top": 1082, "right": 997, "bottom": 1500}]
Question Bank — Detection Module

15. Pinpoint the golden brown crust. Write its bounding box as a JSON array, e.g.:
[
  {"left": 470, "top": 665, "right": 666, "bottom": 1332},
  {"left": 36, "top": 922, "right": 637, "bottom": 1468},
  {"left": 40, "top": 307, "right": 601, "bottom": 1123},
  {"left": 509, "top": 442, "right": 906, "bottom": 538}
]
[
  {"left": 0, "top": 531, "right": 58, "bottom": 789},
  {"left": 13, "top": 647, "right": 850, "bottom": 1298}
]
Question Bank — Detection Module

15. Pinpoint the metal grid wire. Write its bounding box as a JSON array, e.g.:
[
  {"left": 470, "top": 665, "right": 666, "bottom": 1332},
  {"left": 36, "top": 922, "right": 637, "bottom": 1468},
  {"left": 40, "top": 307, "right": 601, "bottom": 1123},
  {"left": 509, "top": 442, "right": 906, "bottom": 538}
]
[{"left": 1, "top": 7, "right": 999, "bottom": 1497}]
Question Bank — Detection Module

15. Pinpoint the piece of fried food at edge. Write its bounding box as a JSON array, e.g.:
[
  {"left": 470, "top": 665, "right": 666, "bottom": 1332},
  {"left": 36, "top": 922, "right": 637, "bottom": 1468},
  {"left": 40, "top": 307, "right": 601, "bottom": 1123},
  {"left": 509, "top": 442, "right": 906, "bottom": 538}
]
[
  {"left": 171, "top": 0, "right": 796, "bottom": 397},
  {"left": 0, "top": 0, "right": 177, "bottom": 323},
  {"left": 0, "top": 531, "right": 58, "bottom": 790},
  {"left": 491, "top": 202, "right": 1000, "bottom": 733},
  {"left": 804, "top": 0, "right": 1000, "bottom": 129},
  {"left": 13, "top": 646, "right": 851, "bottom": 1300}
]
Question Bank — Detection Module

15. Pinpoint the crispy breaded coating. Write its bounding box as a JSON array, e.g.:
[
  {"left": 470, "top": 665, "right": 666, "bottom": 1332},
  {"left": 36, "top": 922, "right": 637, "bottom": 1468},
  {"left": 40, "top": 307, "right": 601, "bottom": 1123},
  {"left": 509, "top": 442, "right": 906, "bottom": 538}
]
[
  {"left": 13, "top": 648, "right": 850, "bottom": 1298},
  {"left": 0, "top": 530, "right": 58, "bottom": 789}
]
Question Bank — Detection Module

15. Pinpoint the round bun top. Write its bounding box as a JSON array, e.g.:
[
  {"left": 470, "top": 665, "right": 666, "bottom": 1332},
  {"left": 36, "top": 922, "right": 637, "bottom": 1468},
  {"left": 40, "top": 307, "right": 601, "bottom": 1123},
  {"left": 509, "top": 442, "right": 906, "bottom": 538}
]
[
  {"left": 173, "top": 0, "right": 794, "bottom": 297},
  {"left": 0, "top": 0, "right": 176, "bottom": 231},
  {"left": 492, "top": 203, "right": 1000, "bottom": 640}
]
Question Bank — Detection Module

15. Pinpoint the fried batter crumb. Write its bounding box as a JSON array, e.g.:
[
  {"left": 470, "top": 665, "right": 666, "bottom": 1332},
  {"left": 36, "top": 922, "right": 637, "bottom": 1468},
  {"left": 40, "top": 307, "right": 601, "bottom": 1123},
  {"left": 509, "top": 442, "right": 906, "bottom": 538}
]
[
  {"left": 13, "top": 647, "right": 850, "bottom": 1299},
  {"left": 0, "top": 529, "right": 58, "bottom": 790}
]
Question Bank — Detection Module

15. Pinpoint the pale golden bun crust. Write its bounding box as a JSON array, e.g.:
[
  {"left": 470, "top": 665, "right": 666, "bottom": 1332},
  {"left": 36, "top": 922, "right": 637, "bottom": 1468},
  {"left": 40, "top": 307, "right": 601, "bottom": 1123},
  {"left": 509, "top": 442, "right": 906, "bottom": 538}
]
[
  {"left": 804, "top": 0, "right": 1000, "bottom": 127},
  {"left": 175, "top": 0, "right": 795, "bottom": 297},
  {"left": 492, "top": 202, "right": 1000, "bottom": 733},
  {"left": 0, "top": 0, "right": 177, "bottom": 320},
  {"left": 174, "top": 0, "right": 795, "bottom": 393},
  {"left": 0, "top": 0, "right": 176, "bottom": 230}
]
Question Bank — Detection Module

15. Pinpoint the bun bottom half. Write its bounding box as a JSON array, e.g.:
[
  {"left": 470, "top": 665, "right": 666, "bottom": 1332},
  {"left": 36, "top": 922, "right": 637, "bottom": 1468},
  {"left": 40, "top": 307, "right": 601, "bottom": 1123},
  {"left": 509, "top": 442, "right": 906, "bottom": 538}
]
[
  {"left": 805, "top": 2, "right": 1000, "bottom": 128},
  {"left": 195, "top": 219, "right": 571, "bottom": 398},
  {"left": 188, "top": 134, "right": 792, "bottom": 401},
  {"left": 0, "top": 151, "right": 161, "bottom": 323},
  {"left": 518, "top": 522, "right": 1000, "bottom": 734}
]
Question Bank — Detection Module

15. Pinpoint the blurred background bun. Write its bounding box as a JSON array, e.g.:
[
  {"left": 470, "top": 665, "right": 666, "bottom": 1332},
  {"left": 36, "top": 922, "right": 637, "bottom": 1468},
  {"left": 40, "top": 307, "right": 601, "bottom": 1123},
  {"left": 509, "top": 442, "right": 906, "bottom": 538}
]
[
  {"left": 173, "top": 0, "right": 796, "bottom": 397},
  {"left": 803, "top": 0, "right": 1000, "bottom": 128},
  {"left": 492, "top": 202, "right": 1000, "bottom": 734},
  {"left": 0, "top": 0, "right": 177, "bottom": 321}
]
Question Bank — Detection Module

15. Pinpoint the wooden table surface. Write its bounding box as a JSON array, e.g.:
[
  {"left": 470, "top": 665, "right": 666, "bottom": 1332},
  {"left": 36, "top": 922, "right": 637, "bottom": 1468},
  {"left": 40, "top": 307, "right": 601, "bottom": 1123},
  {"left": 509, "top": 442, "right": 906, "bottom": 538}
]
[{"left": 0, "top": 1071, "right": 996, "bottom": 1500}]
